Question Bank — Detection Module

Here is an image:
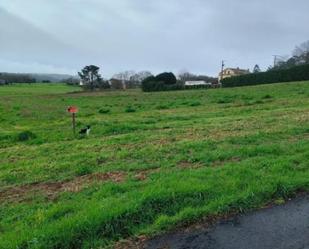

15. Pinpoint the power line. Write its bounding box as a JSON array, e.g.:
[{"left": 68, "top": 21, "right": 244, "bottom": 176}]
[{"left": 272, "top": 55, "right": 285, "bottom": 67}]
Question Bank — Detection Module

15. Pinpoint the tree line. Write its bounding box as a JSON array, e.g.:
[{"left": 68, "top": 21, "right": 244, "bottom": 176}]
[
  {"left": 0, "top": 73, "right": 36, "bottom": 84},
  {"left": 222, "top": 40, "right": 309, "bottom": 87},
  {"left": 78, "top": 65, "right": 154, "bottom": 90},
  {"left": 271, "top": 40, "right": 309, "bottom": 70},
  {"left": 78, "top": 65, "right": 217, "bottom": 92}
]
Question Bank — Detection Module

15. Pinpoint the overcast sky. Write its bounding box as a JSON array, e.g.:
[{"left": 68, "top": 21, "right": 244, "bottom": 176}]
[{"left": 0, "top": 0, "right": 308, "bottom": 77}]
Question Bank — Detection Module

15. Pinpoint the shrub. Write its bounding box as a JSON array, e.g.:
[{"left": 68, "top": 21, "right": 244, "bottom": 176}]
[
  {"left": 222, "top": 64, "right": 309, "bottom": 87},
  {"left": 217, "top": 98, "right": 233, "bottom": 104},
  {"left": 155, "top": 72, "right": 177, "bottom": 85},
  {"left": 141, "top": 73, "right": 181, "bottom": 92},
  {"left": 189, "top": 101, "right": 201, "bottom": 107},
  {"left": 16, "top": 131, "right": 37, "bottom": 142},
  {"left": 125, "top": 106, "right": 136, "bottom": 113},
  {"left": 156, "top": 105, "right": 170, "bottom": 110},
  {"left": 98, "top": 108, "right": 111, "bottom": 114},
  {"left": 0, "top": 134, "right": 12, "bottom": 141}
]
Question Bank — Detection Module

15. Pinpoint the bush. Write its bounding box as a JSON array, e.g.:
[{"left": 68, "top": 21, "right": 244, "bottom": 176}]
[
  {"left": 155, "top": 72, "right": 177, "bottom": 85},
  {"left": 222, "top": 64, "right": 309, "bottom": 87},
  {"left": 142, "top": 73, "right": 183, "bottom": 92},
  {"left": 98, "top": 108, "right": 111, "bottom": 114},
  {"left": 16, "top": 131, "right": 37, "bottom": 142},
  {"left": 189, "top": 101, "right": 201, "bottom": 107},
  {"left": 125, "top": 106, "right": 136, "bottom": 113}
]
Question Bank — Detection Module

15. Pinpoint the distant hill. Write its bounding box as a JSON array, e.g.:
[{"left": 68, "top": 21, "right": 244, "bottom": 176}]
[
  {"left": 0, "top": 72, "right": 78, "bottom": 83},
  {"left": 29, "top": 73, "right": 78, "bottom": 83}
]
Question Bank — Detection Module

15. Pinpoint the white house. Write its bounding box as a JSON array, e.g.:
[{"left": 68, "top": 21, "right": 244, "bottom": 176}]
[
  {"left": 218, "top": 67, "right": 250, "bottom": 82},
  {"left": 185, "top": 81, "right": 212, "bottom": 86}
]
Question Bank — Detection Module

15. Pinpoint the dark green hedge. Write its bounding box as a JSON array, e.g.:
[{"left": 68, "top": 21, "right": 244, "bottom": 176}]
[
  {"left": 142, "top": 72, "right": 180, "bottom": 92},
  {"left": 222, "top": 64, "right": 309, "bottom": 87},
  {"left": 142, "top": 81, "right": 184, "bottom": 92}
]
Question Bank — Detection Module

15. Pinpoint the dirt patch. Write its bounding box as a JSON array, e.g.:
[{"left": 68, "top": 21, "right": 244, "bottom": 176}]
[
  {"left": 114, "top": 235, "right": 148, "bottom": 249},
  {"left": 134, "top": 168, "right": 161, "bottom": 181},
  {"left": 0, "top": 171, "right": 126, "bottom": 203},
  {"left": 211, "top": 157, "right": 241, "bottom": 167},
  {"left": 135, "top": 172, "right": 148, "bottom": 181},
  {"left": 178, "top": 161, "right": 203, "bottom": 169},
  {"left": 177, "top": 157, "right": 241, "bottom": 170}
]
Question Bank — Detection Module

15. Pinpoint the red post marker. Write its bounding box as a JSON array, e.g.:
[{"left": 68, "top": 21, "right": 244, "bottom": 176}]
[
  {"left": 68, "top": 106, "right": 78, "bottom": 114},
  {"left": 67, "top": 106, "right": 78, "bottom": 135}
]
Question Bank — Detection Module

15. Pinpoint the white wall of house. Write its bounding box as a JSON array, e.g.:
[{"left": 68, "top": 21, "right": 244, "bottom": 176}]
[{"left": 185, "top": 81, "right": 211, "bottom": 86}]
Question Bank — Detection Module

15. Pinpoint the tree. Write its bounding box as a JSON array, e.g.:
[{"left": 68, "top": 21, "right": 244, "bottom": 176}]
[
  {"left": 130, "top": 71, "right": 153, "bottom": 84},
  {"left": 253, "top": 64, "right": 261, "bottom": 73},
  {"left": 178, "top": 70, "right": 218, "bottom": 83},
  {"left": 141, "top": 72, "right": 182, "bottom": 92},
  {"left": 178, "top": 69, "right": 196, "bottom": 82},
  {"left": 293, "top": 40, "right": 309, "bottom": 57},
  {"left": 155, "top": 72, "right": 177, "bottom": 85},
  {"left": 0, "top": 73, "right": 36, "bottom": 84},
  {"left": 178, "top": 70, "right": 195, "bottom": 82},
  {"left": 78, "top": 65, "right": 102, "bottom": 90},
  {"left": 113, "top": 71, "right": 135, "bottom": 82},
  {"left": 293, "top": 41, "right": 309, "bottom": 65},
  {"left": 95, "top": 79, "right": 110, "bottom": 89},
  {"left": 272, "top": 40, "right": 309, "bottom": 70},
  {"left": 112, "top": 71, "right": 135, "bottom": 89},
  {"left": 109, "top": 79, "right": 124, "bottom": 90},
  {"left": 112, "top": 71, "right": 153, "bottom": 89}
]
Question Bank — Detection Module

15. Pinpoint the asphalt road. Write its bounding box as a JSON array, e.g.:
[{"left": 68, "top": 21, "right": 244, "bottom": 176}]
[{"left": 145, "top": 195, "right": 309, "bottom": 249}]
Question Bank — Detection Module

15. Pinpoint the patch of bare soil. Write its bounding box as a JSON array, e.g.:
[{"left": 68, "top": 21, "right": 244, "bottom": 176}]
[
  {"left": 132, "top": 158, "right": 242, "bottom": 183},
  {"left": 178, "top": 161, "right": 203, "bottom": 169},
  {"left": 114, "top": 236, "right": 148, "bottom": 249},
  {"left": 134, "top": 168, "right": 161, "bottom": 181},
  {"left": 211, "top": 157, "right": 241, "bottom": 167},
  {"left": 0, "top": 171, "right": 126, "bottom": 203},
  {"left": 177, "top": 157, "right": 241, "bottom": 170}
]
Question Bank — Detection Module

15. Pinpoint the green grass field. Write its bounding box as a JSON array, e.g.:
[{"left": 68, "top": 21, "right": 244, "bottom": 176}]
[{"left": 0, "top": 82, "right": 308, "bottom": 249}]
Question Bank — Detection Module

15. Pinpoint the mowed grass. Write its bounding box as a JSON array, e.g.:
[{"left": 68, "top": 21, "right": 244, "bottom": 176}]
[{"left": 0, "top": 82, "right": 308, "bottom": 249}]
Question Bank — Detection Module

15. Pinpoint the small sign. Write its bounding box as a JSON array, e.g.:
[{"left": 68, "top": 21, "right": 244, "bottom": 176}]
[
  {"left": 67, "top": 106, "right": 78, "bottom": 114},
  {"left": 67, "top": 106, "right": 78, "bottom": 136}
]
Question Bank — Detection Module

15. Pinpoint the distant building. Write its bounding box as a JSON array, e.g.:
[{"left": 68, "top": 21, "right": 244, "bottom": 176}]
[
  {"left": 185, "top": 81, "right": 212, "bottom": 86},
  {"left": 219, "top": 67, "right": 250, "bottom": 82}
]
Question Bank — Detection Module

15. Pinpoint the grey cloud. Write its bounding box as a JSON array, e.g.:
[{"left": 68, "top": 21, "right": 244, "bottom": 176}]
[
  {"left": 0, "top": 0, "right": 308, "bottom": 76},
  {"left": 0, "top": 7, "right": 87, "bottom": 69}
]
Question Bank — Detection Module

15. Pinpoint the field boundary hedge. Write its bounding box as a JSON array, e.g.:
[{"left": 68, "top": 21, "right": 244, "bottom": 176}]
[{"left": 222, "top": 64, "right": 309, "bottom": 87}]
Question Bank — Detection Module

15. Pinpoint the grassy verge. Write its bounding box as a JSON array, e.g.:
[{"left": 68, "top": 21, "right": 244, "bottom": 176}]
[{"left": 0, "top": 82, "right": 308, "bottom": 248}]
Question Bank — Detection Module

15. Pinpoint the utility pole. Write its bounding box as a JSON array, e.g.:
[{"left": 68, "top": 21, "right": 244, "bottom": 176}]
[
  {"left": 273, "top": 55, "right": 278, "bottom": 68},
  {"left": 273, "top": 55, "right": 285, "bottom": 68},
  {"left": 219, "top": 60, "right": 225, "bottom": 84}
]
